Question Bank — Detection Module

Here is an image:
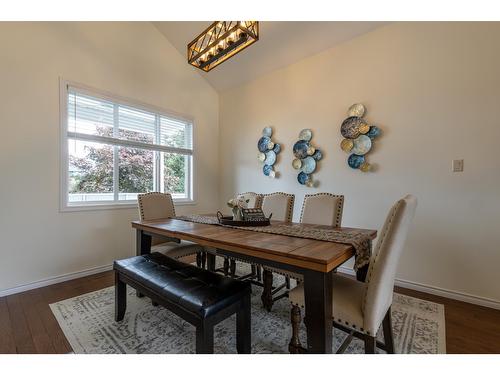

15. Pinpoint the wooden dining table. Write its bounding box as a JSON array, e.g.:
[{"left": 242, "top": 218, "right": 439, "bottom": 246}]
[{"left": 131, "top": 218, "right": 377, "bottom": 354}]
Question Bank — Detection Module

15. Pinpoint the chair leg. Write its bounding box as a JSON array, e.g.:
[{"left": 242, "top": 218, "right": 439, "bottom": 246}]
[
  {"left": 236, "top": 294, "right": 251, "bottom": 354},
  {"left": 196, "top": 322, "right": 214, "bottom": 354},
  {"left": 364, "top": 335, "right": 376, "bottom": 354},
  {"left": 256, "top": 266, "right": 262, "bottom": 282},
  {"left": 196, "top": 253, "right": 202, "bottom": 268},
  {"left": 115, "top": 273, "right": 127, "bottom": 322},
  {"left": 288, "top": 304, "right": 306, "bottom": 353},
  {"left": 261, "top": 269, "right": 274, "bottom": 311},
  {"left": 201, "top": 251, "right": 207, "bottom": 269},
  {"left": 230, "top": 260, "right": 236, "bottom": 277},
  {"left": 382, "top": 307, "right": 395, "bottom": 354},
  {"left": 285, "top": 276, "right": 291, "bottom": 290},
  {"left": 223, "top": 257, "right": 230, "bottom": 276}
]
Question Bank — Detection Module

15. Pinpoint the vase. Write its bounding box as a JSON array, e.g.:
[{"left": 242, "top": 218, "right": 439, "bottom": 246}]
[{"left": 232, "top": 207, "right": 243, "bottom": 221}]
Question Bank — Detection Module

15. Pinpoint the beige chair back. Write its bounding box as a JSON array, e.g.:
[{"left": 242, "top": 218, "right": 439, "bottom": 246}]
[
  {"left": 238, "top": 192, "right": 263, "bottom": 209},
  {"left": 261, "top": 192, "right": 295, "bottom": 222},
  {"left": 138, "top": 192, "right": 176, "bottom": 221},
  {"left": 362, "top": 195, "right": 417, "bottom": 334},
  {"left": 300, "top": 193, "right": 344, "bottom": 227}
]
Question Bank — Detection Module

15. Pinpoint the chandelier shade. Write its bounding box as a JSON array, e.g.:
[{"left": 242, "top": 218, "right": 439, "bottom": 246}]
[{"left": 187, "top": 21, "right": 259, "bottom": 72}]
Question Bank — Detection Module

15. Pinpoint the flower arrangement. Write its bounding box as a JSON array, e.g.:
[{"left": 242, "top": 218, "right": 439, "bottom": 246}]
[{"left": 227, "top": 196, "right": 250, "bottom": 221}]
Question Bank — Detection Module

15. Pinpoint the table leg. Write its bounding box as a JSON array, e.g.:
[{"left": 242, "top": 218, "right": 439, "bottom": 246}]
[
  {"left": 136, "top": 229, "right": 152, "bottom": 297},
  {"left": 303, "top": 269, "right": 333, "bottom": 353},
  {"left": 206, "top": 252, "right": 216, "bottom": 272}
]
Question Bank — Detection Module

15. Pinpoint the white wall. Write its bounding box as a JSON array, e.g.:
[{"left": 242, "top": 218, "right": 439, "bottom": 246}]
[
  {"left": 219, "top": 22, "right": 500, "bottom": 305},
  {"left": 0, "top": 22, "right": 219, "bottom": 292}
]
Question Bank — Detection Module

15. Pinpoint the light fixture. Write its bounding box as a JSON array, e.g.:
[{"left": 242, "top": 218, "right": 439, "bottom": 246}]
[{"left": 187, "top": 21, "right": 259, "bottom": 72}]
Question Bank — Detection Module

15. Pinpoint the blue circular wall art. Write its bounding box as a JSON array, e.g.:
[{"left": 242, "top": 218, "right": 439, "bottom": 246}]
[
  {"left": 292, "top": 129, "right": 322, "bottom": 187},
  {"left": 257, "top": 127, "right": 281, "bottom": 178},
  {"left": 340, "top": 104, "right": 381, "bottom": 172}
]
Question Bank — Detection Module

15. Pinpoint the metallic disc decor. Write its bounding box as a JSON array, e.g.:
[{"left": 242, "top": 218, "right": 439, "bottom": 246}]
[
  {"left": 351, "top": 135, "right": 372, "bottom": 156},
  {"left": 258, "top": 127, "right": 281, "bottom": 178},
  {"left": 258, "top": 136, "right": 271, "bottom": 153},
  {"left": 347, "top": 103, "right": 366, "bottom": 117},
  {"left": 340, "top": 116, "right": 367, "bottom": 139},
  {"left": 264, "top": 150, "right": 276, "bottom": 166},
  {"left": 367, "top": 125, "right": 381, "bottom": 139},
  {"left": 297, "top": 172, "right": 310, "bottom": 185},
  {"left": 293, "top": 129, "right": 322, "bottom": 187},
  {"left": 298, "top": 129, "right": 312, "bottom": 141},
  {"left": 293, "top": 140, "right": 309, "bottom": 159},
  {"left": 292, "top": 158, "right": 302, "bottom": 170},
  {"left": 340, "top": 139, "right": 354, "bottom": 153},
  {"left": 301, "top": 156, "right": 316, "bottom": 174},
  {"left": 348, "top": 154, "right": 365, "bottom": 169},
  {"left": 312, "top": 149, "right": 323, "bottom": 161},
  {"left": 339, "top": 104, "right": 381, "bottom": 172},
  {"left": 262, "top": 126, "right": 273, "bottom": 137}
]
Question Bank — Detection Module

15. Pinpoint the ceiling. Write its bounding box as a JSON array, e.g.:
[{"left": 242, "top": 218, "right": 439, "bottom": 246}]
[{"left": 154, "top": 22, "right": 388, "bottom": 92}]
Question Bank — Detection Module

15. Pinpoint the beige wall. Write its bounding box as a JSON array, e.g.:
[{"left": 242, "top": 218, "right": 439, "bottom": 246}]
[
  {"left": 0, "top": 22, "right": 219, "bottom": 292},
  {"left": 220, "top": 22, "right": 500, "bottom": 305}
]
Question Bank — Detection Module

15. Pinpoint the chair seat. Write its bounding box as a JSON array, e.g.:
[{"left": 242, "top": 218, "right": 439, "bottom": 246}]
[
  {"left": 153, "top": 240, "right": 205, "bottom": 259},
  {"left": 289, "top": 274, "right": 367, "bottom": 333}
]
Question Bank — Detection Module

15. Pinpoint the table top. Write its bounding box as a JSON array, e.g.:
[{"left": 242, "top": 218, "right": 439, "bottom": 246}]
[{"left": 132, "top": 218, "right": 377, "bottom": 273}]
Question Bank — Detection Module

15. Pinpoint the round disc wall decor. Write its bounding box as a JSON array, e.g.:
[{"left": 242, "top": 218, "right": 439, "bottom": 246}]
[
  {"left": 257, "top": 127, "right": 281, "bottom": 178},
  {"left": 340, "top": 104, "right": 381, "bottom": 172},
  {"left": 292, "top": 129, "right": 322, "bottom": 187}
]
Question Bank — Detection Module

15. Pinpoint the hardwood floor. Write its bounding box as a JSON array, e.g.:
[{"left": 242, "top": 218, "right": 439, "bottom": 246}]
[{"left": 1, "top": 270, "right": 499, "bottom": 354}]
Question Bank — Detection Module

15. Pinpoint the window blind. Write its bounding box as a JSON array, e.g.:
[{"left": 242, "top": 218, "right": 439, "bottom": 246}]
[{"left": 67, "top": 87, "right": 193, "bottom": 155}]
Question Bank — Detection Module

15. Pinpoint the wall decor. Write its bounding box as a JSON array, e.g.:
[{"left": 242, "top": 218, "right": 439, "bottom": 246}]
[
  {"left": 292, "top": 129, "right": 322, "bottom": 187},
  {"left": 340, "top": 104, "right": 381, "bottom": 172},
  {"left": 257, "top": 126, "right": 281, "bottom": 178}
]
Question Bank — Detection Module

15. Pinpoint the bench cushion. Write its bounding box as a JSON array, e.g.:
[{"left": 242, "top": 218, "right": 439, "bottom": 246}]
[{"left": 114, "top": 252, "right": 251, "bottom": 319}]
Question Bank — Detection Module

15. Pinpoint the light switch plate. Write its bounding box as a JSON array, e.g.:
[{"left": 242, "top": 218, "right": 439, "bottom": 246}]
[{"left": 453, "top": 159, "right": 464, "bottom": 172}]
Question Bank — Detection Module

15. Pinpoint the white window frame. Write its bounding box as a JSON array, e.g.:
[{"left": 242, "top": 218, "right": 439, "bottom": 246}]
[{"left": 59, "top": 79, "right": 195, "bottom": 212}]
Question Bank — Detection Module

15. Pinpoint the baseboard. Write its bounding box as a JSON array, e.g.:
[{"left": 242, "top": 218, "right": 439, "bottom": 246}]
[
  {"left": 0, "top": 264, "right": 113, "bottom": 297},
  {"left": 338, "top": 266, "right": 500, "bottom": 310}
]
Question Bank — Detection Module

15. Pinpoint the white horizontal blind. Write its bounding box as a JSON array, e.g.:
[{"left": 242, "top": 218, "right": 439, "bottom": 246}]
[{"left": 67, "top": 88, "right": 193, "bottom": 155}]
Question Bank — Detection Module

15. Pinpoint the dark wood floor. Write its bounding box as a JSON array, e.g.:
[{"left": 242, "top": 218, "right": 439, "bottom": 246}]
[{"left": 1, "top": 270, "right": 499, "bottom": 354}]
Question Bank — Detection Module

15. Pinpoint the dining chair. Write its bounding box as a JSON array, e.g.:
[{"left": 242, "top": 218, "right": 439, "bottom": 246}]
[
  {"left": 261, "top": 193, "right": 344, "bottom": 311},
  {"left": 137, "top": 192, "right": 207, "bottom": 267},
  {"left": 288, "top": 195, "right": 417, "bottom": 354}
]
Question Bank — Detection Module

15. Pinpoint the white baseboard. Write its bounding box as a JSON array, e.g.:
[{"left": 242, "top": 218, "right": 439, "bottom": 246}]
[
  {"left": 338, "top": 266, "right": 500, "bottom": 310},
  {"left": 0, "top": 264, "right": 113, "bottom": 297}
]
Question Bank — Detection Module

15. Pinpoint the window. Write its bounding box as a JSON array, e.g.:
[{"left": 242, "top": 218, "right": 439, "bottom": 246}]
[{"left": 61, "top": 81, "right": 194, "bottom": 210}]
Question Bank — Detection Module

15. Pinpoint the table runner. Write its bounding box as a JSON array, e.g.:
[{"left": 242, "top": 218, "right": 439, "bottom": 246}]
[{"left": 174, "top": 215, "right": 372, "bottom": 270}]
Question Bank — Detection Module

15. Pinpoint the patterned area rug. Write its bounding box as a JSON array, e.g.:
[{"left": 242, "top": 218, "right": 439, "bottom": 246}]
[{"left": 50, "top": 267, "right": 446, "bottom": 354}]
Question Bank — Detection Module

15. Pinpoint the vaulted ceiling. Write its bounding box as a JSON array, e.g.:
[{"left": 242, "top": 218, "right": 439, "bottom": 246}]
[{"left": 154, "top": 21, "right": 388, "bottom": 92}]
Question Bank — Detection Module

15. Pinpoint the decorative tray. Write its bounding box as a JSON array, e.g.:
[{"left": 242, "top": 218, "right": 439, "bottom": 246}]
[{"left": 216, "top": 211, "right": 271, "bottom": 227}]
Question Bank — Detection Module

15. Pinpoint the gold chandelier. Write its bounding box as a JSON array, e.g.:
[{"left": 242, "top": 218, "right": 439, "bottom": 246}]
[{"left": 187, "top": 21, "right": 259, "bottom": 72}]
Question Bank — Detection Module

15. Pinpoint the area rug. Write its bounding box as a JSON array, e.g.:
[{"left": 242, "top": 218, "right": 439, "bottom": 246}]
[{"left": 50, "top": 267, "right": 446, "bottom": 354}]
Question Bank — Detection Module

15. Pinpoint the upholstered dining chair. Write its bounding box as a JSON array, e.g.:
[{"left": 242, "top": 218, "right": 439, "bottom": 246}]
[
  {"left": 137, "top": 192, "right": 207, "bottom": 266},
  {"left": 288, "top": 195, "right": 417, "bottom": 354},
  {"left": 261, "top": 193, "right": 344, "bottom": 311}
]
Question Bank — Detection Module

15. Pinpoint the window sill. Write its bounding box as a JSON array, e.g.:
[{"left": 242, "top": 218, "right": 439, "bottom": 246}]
[{"left": 60, "top": 199, "right": 197, "bottom": 213}]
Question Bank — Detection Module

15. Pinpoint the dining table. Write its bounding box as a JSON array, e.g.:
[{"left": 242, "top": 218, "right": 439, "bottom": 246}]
[{"left": 131, "top": 217, "right": 377, "bottom": 354}]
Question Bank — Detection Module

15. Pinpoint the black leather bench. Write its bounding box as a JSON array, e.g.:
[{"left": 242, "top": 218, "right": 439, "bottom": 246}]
[{"left": 113, "top": 252, "right": 252, "bottom": 354}]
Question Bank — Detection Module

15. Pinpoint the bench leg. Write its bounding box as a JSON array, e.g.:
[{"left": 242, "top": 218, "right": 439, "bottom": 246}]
[
  {"left": 237, "top": 294, "right": 251, "bottom": 354},
  {"left": 115, "top": 272, "right": 127, "bottom": 322},
  {"left": 196, "top": 322, "right": 214, "bottom": 354}
]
